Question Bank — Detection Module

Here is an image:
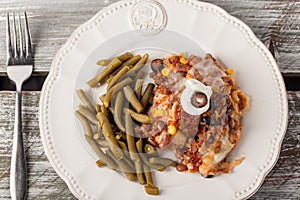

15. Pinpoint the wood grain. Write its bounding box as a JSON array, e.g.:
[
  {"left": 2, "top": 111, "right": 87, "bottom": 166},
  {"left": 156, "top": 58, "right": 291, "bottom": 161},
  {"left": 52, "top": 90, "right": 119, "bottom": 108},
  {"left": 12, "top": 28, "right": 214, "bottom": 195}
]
[
  {"left": 0, "top": 0, "right": 299, "bottom": 75},
  {"left": 205, "top": 0, "right": 300, "bottom": 76},
  {"left": 0, "top": 91, "right": 299, "bottom": 199},
  {"left": 0, "top": 92, "right": 73, "bottom": 200}
]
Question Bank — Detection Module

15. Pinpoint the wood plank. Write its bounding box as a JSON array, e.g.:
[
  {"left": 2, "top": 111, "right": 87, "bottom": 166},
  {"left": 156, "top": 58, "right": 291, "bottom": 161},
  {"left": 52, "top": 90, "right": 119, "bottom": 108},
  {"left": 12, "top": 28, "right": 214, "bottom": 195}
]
[
  {"left": 205, "top": 0, "right": 300, "bottom": 76},
  {"left": 0, "top": 91, "right": 74, "bottom": 199},
  {"left": 0, "top": 0, "right": 299, "bottom": 75},
  {"left": 0, "top": 0, "right": 119, "bottom": 75},
  {"left": 0, "top": 91, "right": 299, "bottom": 199}
]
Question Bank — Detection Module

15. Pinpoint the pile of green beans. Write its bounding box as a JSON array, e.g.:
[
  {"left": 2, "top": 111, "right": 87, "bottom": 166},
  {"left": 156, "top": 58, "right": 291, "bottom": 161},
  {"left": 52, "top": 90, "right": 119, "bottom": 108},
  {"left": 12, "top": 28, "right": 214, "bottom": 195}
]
[{"left": 75, "top": 52, "right": 178, "bottom": 196}]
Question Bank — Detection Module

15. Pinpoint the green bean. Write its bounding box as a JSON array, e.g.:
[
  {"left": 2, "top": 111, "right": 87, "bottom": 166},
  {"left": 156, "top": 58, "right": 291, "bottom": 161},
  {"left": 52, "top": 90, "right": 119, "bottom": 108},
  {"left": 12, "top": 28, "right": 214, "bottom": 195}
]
[
  {"left": 135, "top": 79, "right": 143, "bottom": 100},
  {"left": 121, "top": 54, "right": 148, "bottom": 79},
  {"left": 76, "top": 89, "right": 95, "bottom": 113},
  {"left": 107, "top": 65, "right": 132, "bottom": 84},
  {"left": 106, "top": 149, "right": 136, "bottom": 181},
  {"left": 135, "top": 161, "right": 146, "bottom": 185},
  {"left": 74, "top": 110, "right": 93, "bottom": 137},
  {"left": 141, "top": 83, "right": 155, "bottom": 108},
  {"left": 133, "top": 54, "right": 149, "bottom": 69},
  {"left": 99, "top": 94, "right": 106, "bottom": 104},
  {"left": 93, "top": 133, "right": 102, "bottom": 140},
  {"left": 103, "top": 78, "right": 133, "bottom": 107},
  {"left": 125, "top": 54, "right": 149, "bottom": 77},
  {"left": 128, "top": 54, "right": 149, "bottom": 78},
  {"left": 144, "top": 186, "right": 159, "bottom": 195},
  {"left": 118, "top": 141, "right": 130, "bottom": 159},
  {"left": 149, "top": 157, "right": 177, "bottom": 167},
  {"left": 78, "top": 106, "right": 98, "bottom": 125},
  {"left": 116, "top": 132, "right": 126, "bottom": 140},
  {"left": 118, "top": 141, "right": 128, "bottom": 151},
  {"left": 85, "top": 135, "right": 117, "bottom": 170},
  {"left": 136, "top": 139, "right": 166, "bottom": 171},
  {"left": 121, "top": 70, "right": 144, "bottom": 84},
  {"left": 119, "top": 120, "right": 144, "bottom": 183},
  {"left": 111, "top": 55, "right": 142, "bottom": 77},
  {"left": 120, "top": 67, "right": 145, "bottom": 83},
  {"left": 96, "top": 52, "right": 133, "bottom": 66},
  {"left": 96, "top": 124, "right": 104, "bottom": 137},
  {"left": 97, "top": 123, "right": 102, "bottom": 131},
  {"left": 124, "top": 55, "right": 142, "bottom": 66},
  {"left": 114, "top": 141, "right": 134, "bottom": 169},
  {"left": 117, "top": 143, "right": 135, "bottom": 174},
  {"left": 106, "top": 75, "right": 113, "bottom": 84},
  {"left": 95, "top": 104, "right": 101, "bottom": 113},
  {"left": 144, "top": 144, "right": 158, "bottom": 156},
  {"left": 136, "top": 138, "right": 144, "bottom": 153},
  {"left": 123, "top": 119, "right": 145, "bottom": 183},
  {"left": 115, "top": 134, "right": 122, "bottom": 140},
  {"left": 96, "top": 59, "right": 111, "bottom": 66},
  {"left": 117, "top": 52, "right": 133, "bottom": 62},
  {"left": 107, "top": 66, "right": 130, "bottom": 90},
  {"left": 143, "top": 163, "right": 154, "bottom": 187},
  {"left": 123, "top": 85, "right": 143, "bottom": 113},
  {"left": 100, "top": 104, "right": 109, "bottom": 117},
  {"left": 77, "top": 103, "right": 84, "bottom": 108},
  {"left": 135, "top": 70, "right": 145, "bottom": 81},
  {"left": 125, "top": 112, "right": 139, "bottom": 161},
  {"left": 87, "top": 58, "right": 122, "bottom": 87},
  {"left": 96, "top": 139, "right": 109, "bottom": 148},
  {"left": 96, "top": 112, "right": 123, "bottom": 160},
  {"left": 124, "top": 108, "right": 152, "bottom": 124},
  {"left": 124, "top": 68, "right": 139, "bottom": 79},
  {"left": 123, "top": 156, "right": 135, "bottom": 170},
  {"left": 118, "top": 141, "right": 134, "bottom": 169},
  {"left": 113, "top": 92, "right": 126, "bottom": 132}
]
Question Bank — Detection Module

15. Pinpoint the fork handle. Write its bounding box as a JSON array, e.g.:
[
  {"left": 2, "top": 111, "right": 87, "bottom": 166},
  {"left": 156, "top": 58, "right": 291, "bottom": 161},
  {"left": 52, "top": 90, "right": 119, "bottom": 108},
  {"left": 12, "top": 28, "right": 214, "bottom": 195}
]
[{"left": 10, "top": 86, "right": 27, "bottom": 200}]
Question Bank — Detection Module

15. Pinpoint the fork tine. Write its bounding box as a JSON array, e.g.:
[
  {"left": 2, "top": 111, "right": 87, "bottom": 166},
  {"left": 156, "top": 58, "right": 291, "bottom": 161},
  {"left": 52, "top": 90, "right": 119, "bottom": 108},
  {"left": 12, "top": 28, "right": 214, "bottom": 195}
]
[
  {"left": 18, "top": 13, "right": 24, "bottom": 61},
  {"left": 12, "top": 12, "right": 19, "bottom": 60},
  {"left": 6, "top": 13, "right": 13, "bottom": 64},
  {"left": 24, "top": 12, "right": 32, "bottom": 59}
]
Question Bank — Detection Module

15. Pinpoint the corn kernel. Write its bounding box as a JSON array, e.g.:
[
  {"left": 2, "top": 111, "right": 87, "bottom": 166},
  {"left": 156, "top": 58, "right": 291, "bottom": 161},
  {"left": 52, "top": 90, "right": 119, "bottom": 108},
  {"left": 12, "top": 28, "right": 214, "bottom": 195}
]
[
  {"left": 161, "top": 67, "right": 171, "bottom": 76},
  {"left": 156, "top": 109, "right": 165, "bottom": 117},
  {"left": 168, "top": 125, "right": 177, "bottom": 135},
  {"left": 186, "top": 73, "right": 193, "bottom": 79},
  {"left": 237, "top": 132, "right": 241, "bottom": 140},
  {"left": 152, "top": 108, "right": 165, "bottom": 117},
  {"left": 225, "top": 69, "right": 234, "bottom": 75},
  {"left": 96, "top": 160, "right": 105, "bottom": 168},
  {"left": 180, "top": 57, "right": 189, "bottom": 64}
]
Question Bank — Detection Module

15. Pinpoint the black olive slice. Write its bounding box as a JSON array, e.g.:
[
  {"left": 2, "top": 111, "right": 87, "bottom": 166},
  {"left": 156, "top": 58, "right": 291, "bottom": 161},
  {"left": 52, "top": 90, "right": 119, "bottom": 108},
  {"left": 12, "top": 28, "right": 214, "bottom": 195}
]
[
  {"left": 205, "top": 174, "right": 214, "bottom": 178},
  {"left": 191, "top": 92, "right": 208, "bottom": 108},
  {"left": 151, "top": 59, "right": 164, "bottom": 72}
]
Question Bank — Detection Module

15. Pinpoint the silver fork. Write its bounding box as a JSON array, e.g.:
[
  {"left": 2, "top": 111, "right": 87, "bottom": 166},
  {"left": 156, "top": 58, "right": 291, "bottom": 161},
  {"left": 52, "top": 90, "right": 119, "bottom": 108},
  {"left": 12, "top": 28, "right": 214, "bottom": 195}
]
[{"left": 6, "top": 12, "right": 33, "bottom": 200}]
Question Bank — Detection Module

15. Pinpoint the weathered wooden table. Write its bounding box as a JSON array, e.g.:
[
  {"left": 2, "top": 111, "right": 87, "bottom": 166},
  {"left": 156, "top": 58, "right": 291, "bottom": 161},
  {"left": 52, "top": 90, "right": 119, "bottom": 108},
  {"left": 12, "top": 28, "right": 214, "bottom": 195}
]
[{"left": 0, "top": 0, "right": 299, "bottom": 199}]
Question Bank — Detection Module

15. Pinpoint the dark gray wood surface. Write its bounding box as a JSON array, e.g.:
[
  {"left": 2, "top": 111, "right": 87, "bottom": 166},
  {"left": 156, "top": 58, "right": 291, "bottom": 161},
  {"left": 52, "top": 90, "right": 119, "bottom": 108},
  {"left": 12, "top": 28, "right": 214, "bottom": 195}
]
[
  {"left": 0, "top": 92, "right": 298, "bottom": 199},
  {"left": 0, "top": 0, "right": 299, "bottom": 75},
  {"left": 0, "top": 0, "right": 299, "bottom": 199}
]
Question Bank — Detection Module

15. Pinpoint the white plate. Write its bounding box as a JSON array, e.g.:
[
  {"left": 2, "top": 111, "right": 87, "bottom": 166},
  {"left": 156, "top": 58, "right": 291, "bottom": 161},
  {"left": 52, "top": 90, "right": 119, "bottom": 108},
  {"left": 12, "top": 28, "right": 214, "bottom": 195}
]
[{"left": 39, "top": 0, "right": 288, "bottom": 199}]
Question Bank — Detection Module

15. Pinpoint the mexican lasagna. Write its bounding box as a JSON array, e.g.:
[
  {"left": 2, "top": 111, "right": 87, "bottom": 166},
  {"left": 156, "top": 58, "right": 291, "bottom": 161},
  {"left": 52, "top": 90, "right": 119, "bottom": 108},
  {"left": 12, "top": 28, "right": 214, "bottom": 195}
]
[{"left": 136, "top": 53, "right": 249, "bottom": 177}]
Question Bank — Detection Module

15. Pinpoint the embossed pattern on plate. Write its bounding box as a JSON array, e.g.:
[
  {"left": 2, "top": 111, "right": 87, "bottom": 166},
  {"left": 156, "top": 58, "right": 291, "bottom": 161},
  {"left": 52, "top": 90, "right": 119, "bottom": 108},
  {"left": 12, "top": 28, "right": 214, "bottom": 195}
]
[{"left": 129, "top": 0, "right": 167, "bottom": 36}]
